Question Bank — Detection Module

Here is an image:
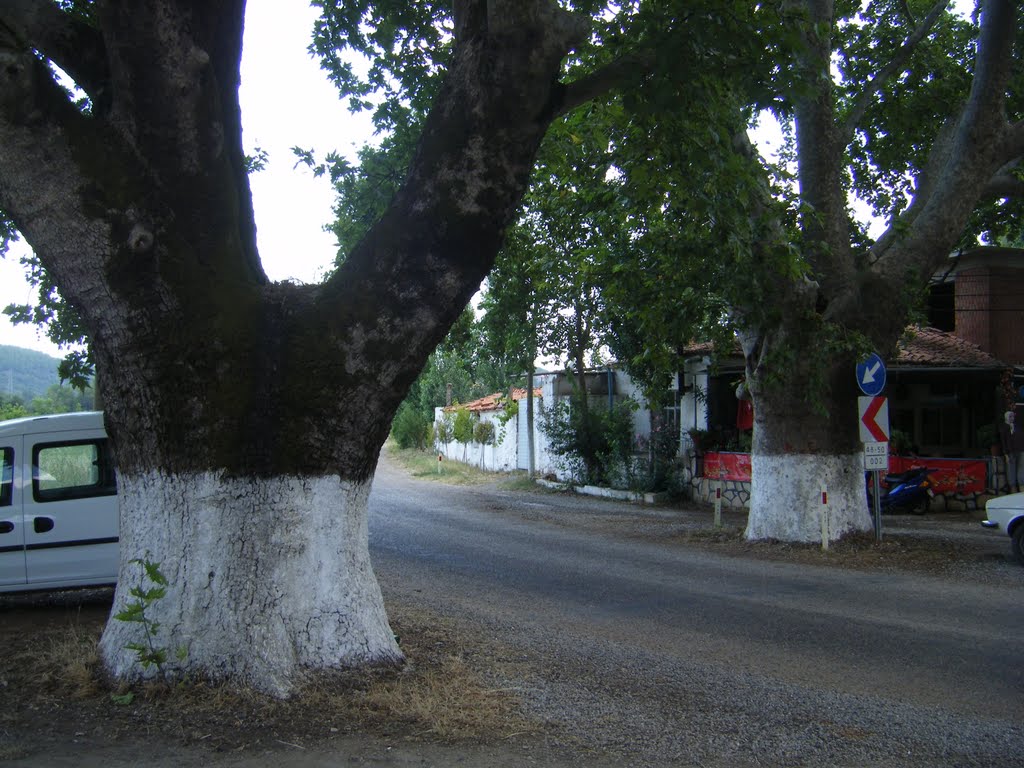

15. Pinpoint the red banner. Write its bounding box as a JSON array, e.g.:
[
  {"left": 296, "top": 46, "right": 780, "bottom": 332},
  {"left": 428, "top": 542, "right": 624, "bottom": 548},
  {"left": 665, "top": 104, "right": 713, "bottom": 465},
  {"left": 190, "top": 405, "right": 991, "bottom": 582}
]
[
  {"left": 701, "top": 452, "right": 987, "bottom": 494},
  {"left": 703, "top": 452, "right": 752, "bottom": 482},
  {"left": 887, "top": 456, "right": 987, "bottom": 495}
]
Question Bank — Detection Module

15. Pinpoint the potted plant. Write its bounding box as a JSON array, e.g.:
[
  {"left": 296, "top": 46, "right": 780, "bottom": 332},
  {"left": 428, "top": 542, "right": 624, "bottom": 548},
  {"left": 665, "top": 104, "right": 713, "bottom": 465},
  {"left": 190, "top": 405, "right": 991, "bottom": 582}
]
[
  {"left": 890, "top": 429, "right": 914, "bottom": 456},
  {"left": 687, "top": 428, "right": 715, "bottom": 454},
  {"left": 976, "top": 423, "right": 1001, "bottom": 456}
]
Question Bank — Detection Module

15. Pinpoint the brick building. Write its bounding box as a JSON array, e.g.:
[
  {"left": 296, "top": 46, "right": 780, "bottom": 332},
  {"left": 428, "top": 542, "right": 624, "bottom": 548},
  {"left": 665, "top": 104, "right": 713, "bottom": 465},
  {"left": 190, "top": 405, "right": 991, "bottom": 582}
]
[{"left": 929, "top": 246, "right": 1024, "bottom": 367}]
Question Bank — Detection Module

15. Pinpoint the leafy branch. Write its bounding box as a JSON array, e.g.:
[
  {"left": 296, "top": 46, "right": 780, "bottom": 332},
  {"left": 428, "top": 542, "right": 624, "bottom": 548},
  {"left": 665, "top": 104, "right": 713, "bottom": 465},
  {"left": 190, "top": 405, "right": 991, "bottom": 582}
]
[{"left": 114, "top": 556, "right": 186, "bottom": 678}]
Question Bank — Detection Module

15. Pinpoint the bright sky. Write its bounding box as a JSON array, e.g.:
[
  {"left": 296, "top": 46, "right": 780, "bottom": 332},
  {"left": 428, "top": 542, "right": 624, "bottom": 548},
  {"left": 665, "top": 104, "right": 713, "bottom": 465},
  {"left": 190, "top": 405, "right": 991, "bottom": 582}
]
[{"left": 0, "top": 0, "right": 374, "bottom": 357}]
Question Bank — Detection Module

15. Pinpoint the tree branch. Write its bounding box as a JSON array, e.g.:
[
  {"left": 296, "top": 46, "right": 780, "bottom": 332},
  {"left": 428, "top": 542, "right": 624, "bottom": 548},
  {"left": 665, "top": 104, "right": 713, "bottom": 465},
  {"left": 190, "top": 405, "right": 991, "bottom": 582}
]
[
  {"left": 555, "top": 50, "right": 655, "bottom": 117},
  {"left": 981, "top": 164, "right": 1024, "bottom": 199},
  {"left": 316, "top": 0, "right": 587, "bottom": 435},
  {"left": 834, "top": 0, "right": 1020, "bottom": 327},
  {"left": 0, "top": 0, "right": 110, "bottom": 111},
  {"left": 0, "top": 43, "right": 132, "bottom": 329},
  {"left": 840, "top": 0, "right": 950, "bottom": 142}
]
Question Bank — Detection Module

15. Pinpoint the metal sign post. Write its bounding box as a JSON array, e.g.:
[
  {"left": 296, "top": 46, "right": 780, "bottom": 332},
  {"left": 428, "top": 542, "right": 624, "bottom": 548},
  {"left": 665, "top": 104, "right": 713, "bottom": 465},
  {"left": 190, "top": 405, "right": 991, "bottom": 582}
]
[
  {"left": 864, "top": 440, "right": 888, "bottom": 541},
  {"left": 873, "top": 471, "right": 882, "bottom": 541}
]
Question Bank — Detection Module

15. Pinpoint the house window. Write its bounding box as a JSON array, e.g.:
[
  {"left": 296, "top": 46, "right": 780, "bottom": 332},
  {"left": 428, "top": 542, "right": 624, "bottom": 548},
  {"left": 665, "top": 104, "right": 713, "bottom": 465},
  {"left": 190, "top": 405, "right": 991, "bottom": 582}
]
[
  {"left": 661, "top": 392, "right": 681, "bottom": 443},
  {"left": 928, "top": 282, "right": 955, "bottom": 332},
  {"left": 920, "top": 408, "right": 960, "bottom": 451}
]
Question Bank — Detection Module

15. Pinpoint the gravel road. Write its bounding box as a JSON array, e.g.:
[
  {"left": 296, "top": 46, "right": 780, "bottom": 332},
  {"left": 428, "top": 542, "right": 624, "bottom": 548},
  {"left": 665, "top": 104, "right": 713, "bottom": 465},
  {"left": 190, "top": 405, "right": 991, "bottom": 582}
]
[{"left": 368, "top": 456, "right": 1024, "bottom": 768}]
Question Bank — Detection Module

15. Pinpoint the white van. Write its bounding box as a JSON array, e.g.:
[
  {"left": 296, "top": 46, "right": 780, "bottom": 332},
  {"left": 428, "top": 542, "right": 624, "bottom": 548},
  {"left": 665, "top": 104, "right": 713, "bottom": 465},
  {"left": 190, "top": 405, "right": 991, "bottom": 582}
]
[{"left": 0, "top": 411, "right": 119, "bottom": 593}]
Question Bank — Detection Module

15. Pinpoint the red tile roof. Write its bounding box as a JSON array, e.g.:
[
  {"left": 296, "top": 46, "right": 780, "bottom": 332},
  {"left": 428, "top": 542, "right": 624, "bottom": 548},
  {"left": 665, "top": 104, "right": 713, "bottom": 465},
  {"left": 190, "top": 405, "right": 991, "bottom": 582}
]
[
  {"left": 895, "top": 326, "right": 1005, "bottom": 368},
  {"left": 444, "top": 388, "right": 542, "bottom": 413}
]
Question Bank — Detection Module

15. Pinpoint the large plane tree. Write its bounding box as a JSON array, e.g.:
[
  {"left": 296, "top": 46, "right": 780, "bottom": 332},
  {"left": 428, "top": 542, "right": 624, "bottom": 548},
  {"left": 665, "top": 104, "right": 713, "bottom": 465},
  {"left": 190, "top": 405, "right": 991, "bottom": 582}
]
[
  {"left": 546, "top": 0, "right": 1021, "bottom": 542},
  {"left": 0, "top": 0, "right": 677, "bottom": 695},
  {"left": 737, "top": 0, "right": 1022, "bottom": 541}
]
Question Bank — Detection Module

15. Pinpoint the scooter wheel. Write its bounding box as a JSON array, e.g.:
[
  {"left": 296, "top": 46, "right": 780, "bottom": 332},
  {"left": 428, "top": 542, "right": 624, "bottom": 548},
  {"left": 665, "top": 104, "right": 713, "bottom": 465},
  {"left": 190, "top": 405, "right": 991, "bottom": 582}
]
[{"left": 909, "top": 496, "right": 930, "bottom": 515}]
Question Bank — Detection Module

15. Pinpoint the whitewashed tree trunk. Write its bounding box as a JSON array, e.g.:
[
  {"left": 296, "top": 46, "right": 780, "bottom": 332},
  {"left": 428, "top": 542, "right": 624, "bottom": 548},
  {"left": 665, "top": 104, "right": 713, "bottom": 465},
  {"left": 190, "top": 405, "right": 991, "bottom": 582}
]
[
  {"left": 746, "top": 452, "right": 869, "bottom": 543},
  {"left": 742, "top": 330, "right": 873, "bottom": 543},
  {"left": 731, "top": 1, "right": 1020, "bottom": 543},
  {"left": 100, "top": 473, "right": 399, "bottom": 697}
]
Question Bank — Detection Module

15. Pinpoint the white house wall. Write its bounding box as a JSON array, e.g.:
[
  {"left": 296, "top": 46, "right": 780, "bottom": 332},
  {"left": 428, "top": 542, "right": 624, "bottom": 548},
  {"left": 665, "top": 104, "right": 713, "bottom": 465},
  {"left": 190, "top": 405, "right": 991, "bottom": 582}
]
[
  {"left": 680, "top": 357, "right": 711, "bottom": 454},
  {"left": 432, "top": 406, "right": 519, "bottom": 472},
  {"left": 432, "top": 368, "right": 666, "bottom": 483}
]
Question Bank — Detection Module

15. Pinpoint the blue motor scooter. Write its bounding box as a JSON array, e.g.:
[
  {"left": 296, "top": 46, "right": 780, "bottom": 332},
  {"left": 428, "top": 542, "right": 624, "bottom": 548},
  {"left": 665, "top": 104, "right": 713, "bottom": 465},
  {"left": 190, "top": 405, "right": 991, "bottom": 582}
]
[{"left": 877, "top": 466, "right": 937, "bottom": 514}]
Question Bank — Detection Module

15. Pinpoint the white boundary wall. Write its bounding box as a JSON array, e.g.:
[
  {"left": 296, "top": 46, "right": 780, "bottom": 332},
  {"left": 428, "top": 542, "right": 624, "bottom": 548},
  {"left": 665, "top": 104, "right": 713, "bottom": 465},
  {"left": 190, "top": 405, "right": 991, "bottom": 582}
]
[
  {"left": 432, "top": 406, "right": 519, "bottom": 472},
  {"left": 432, "top": 369, "right": 657, "bottom": 482}
]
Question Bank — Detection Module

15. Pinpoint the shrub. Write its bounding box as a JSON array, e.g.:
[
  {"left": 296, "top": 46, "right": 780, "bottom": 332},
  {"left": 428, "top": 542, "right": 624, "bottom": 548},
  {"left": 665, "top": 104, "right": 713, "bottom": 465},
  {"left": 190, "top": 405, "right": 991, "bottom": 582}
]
[
  {"left": 473, "top": 420, "right": 495, "bottom": 446},
  {"left": 540, "top": 395, "right": 635, "bottom": 487},
  {"left": 435, "top": 412, "right": 455, "bottom": 451},
  {"left": 392, "top": 401, "right": 430, "bottom": 450},
  {"left": 453, "top": 407, "right": 475, "bottom": 461}
]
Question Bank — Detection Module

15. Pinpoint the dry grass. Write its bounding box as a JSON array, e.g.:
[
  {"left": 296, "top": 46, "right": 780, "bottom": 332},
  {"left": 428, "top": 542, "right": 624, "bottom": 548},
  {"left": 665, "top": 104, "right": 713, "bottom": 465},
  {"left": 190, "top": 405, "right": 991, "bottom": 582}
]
[
  {"left": 0, "top": 594, "right": 537, "bottom": 756},
  {"left": 388, "top": 443, "right": 504, "bottom": 486},
  {"left": 35, "top": 621, "right": 105, "bottom": 698}
]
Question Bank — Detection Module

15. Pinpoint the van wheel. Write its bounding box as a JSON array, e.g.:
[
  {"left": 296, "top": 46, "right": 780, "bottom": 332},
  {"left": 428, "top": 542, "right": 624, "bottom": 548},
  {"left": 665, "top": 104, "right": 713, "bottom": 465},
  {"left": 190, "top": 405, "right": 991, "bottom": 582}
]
[{"left": 1011, "top": 526, "right": 1024, "bottom": 567}]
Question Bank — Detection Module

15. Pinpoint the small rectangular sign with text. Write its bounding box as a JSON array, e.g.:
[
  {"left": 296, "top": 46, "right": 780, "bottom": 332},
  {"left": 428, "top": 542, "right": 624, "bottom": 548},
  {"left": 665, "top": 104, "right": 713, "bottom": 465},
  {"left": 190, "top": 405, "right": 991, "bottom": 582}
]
[{"left": 863, "top": 440, "right": 889, "bottom": 471}]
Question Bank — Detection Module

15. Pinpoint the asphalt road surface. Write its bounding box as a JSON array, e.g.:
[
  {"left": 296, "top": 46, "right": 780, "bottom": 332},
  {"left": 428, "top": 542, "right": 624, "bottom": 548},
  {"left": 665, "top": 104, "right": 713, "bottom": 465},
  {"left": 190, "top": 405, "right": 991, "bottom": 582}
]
[{"left": 368, "top": 457, "right": 1024, "bottom": 767}]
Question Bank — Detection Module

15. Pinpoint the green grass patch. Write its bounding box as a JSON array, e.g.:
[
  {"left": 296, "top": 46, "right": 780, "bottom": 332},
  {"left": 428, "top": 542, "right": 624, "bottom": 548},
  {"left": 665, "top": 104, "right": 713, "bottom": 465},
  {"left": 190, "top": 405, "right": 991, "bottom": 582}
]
[{"left": 387, "top": 442, "right": 503, "bottom": 486}]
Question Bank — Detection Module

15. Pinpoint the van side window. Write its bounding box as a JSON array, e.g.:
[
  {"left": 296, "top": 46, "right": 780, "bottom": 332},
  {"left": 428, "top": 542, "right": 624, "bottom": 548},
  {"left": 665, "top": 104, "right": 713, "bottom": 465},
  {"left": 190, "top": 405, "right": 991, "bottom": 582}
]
[
  {"left": 33, "top": 439, "right": 117, "bottom": 502},
  {"left": 1, "top": 448, "right": 12, "bottom": 507}
]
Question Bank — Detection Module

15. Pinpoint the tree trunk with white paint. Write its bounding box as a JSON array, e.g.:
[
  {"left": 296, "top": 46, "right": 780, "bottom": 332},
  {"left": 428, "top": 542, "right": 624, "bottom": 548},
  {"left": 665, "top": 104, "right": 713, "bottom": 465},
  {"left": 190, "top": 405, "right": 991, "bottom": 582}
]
[
  {"left": 0, "top": 0, "right": 594, "bottom": 695},
  {"left": 100, "top": 473, "right": 398, "bottom": 696},
  {"left": 742, "top": 319, "right": 872, "bottom": 543}
]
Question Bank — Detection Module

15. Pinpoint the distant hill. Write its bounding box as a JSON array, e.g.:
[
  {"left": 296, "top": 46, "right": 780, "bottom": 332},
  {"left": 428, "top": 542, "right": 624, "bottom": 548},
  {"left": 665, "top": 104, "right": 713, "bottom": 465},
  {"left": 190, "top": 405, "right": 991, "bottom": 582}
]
[{"left": 0, "top": 345, "right": 62, "bottom": 400}]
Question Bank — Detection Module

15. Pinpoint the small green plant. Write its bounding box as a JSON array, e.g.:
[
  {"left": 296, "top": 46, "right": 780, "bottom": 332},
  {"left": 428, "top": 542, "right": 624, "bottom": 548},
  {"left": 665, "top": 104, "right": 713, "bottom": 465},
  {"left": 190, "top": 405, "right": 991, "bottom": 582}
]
[
  {"left": 889, "top": 428, "right": 914, "bottom": 456},
  {"left": 114, "top": 556, "right": 185, "bottom": 677},
  {"left": 435, "top": 412, "right": 455, "bottom": 453},
  {"left": 453, "top": 406, "right": 476, "bottom": 461},
  {"left": 391, "top": 401, "right": 430, "bottom": 450}
]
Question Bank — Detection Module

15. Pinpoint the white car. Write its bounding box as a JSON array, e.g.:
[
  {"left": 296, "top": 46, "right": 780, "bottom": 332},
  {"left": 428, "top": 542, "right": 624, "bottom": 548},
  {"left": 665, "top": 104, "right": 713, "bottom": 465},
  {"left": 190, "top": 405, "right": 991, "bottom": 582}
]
[{"left": 981, "top": 492, "right": 1024, "bottom": 566}]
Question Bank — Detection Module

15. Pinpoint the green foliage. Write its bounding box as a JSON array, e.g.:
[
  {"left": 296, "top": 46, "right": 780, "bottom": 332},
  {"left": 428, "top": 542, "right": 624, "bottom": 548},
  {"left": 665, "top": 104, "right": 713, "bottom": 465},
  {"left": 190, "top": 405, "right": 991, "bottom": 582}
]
[
  {"left": 890, "top": 428, "right": 914, "bottom": 456},
  {"left": 472, "top": 419, "right": 496, "bottom": 468},
  {"left": 114, "top": 556, "right": 185, "bottom": 678},
  {"left": 391, "top": 400, "right": 430, "bottom": 450},
  {"left": 3, "top": 253, "right": 93, "bottom": 388},
  {"left": 0, "top": 380, "right": 95, "bottom": 422},
  {"left": 473, "top": 419, "right": 495, "bottom": 447},
  {"left": 243, "top": 146, "right": 269, "bottom": 174},
  {"left": 0, "top": 400, "right": 28, "bottom": 420},
  {"left": 540, "top": 395, "right": 636, "bottom": 488},
  {"left": 0, "top": 210, "right": 16, "bottom": 258},
  {"left": 452, "top": 407, "right": 475, "bottom": 445},
  {"left": 837, "top": 1, "right": 976, "bottom": 223},
  {"left": 27, "top": 382, "right": 95, "bottom": 415},
  {"left": 633, "top": 413, "right": 683, "bottom": 491},
  {"left": 434, "top": 412, "right": 455, "bottom": 449}
]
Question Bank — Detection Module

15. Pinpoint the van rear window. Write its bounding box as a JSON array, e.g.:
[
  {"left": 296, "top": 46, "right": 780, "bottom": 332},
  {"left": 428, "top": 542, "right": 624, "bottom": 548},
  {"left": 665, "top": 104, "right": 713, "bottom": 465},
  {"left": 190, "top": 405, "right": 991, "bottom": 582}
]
[
  {"left": 33, "top": 439, "right": 117, "bottom": 502},
  {"left": 1, "top": 447, "right": 11, "bottom": 507}
]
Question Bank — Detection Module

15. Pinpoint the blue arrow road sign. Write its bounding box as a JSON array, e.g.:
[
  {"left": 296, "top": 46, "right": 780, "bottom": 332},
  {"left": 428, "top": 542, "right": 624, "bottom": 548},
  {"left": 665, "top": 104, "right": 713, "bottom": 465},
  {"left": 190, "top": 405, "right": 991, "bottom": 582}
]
[{"left": 856, "top": 353, "right": 886, "bottom": 396}]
